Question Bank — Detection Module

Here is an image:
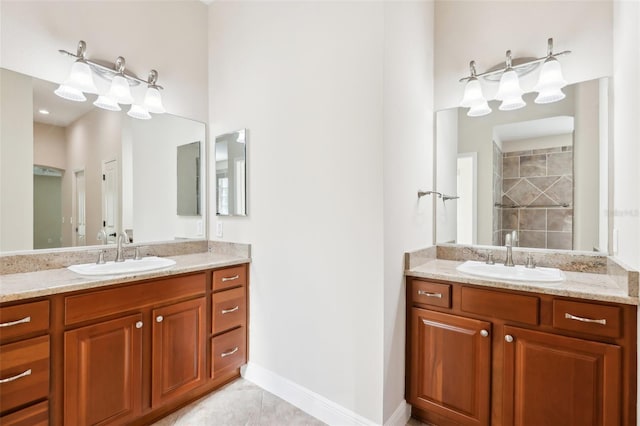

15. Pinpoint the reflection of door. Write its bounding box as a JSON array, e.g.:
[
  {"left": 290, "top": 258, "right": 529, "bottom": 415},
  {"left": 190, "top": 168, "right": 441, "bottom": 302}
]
[
  {"left": 102, "top": 160, "right": 119, "bottom": 243},
  {"left": 74, "top": 170, "right": 86, "bottom": 247},
  {"left": 456, "top": 153, "right": 477, "bottom": 245}
]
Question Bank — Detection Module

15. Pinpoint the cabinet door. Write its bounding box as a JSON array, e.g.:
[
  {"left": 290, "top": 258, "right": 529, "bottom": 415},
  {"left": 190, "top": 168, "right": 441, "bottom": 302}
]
[
  {"left": 151, "top": 297, "right": 206, "bottom": 407},
  {"left": 409, "top": 308, "right": 491, "bottom": 426},
  {"left": 64, "top": 314, "right": 143, "bottom": 426},
  {"left": 503, "top": 325, "right": 621, "bottom": 426}
]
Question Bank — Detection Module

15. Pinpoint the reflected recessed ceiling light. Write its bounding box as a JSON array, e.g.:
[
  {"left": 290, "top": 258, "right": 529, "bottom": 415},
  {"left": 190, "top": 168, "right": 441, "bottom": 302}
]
[{"left": 38, "top": 109, "right": 50, "bottom": 115}]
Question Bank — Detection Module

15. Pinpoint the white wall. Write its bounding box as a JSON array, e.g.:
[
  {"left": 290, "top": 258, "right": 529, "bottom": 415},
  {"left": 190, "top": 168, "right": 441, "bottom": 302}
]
[
  {"left": 210, "top": 3, "right": 435, "bottom": 422},
  {"left": 435, "top": 108, "right": 458, "bottom": 243},
  {"left": 34, "top": 122, "right": 66, "bottom": 170},
  {"left": 382, "top": 2, "right": 434, "bottom": 421},
  {"left": 0, "top": 68, "right": 33, "bottom": 251},
  {"left": 0, "top": 0, "right": 208, "bottom": 123},
  {"left": 129, "top": 114, "right": 206, "bottom": 243},
  {"left": 434, "top": 0, "right": 612, "bottom": 110},
  {"left": 612, "top": 0, "right": 640, "bottom": 270}
]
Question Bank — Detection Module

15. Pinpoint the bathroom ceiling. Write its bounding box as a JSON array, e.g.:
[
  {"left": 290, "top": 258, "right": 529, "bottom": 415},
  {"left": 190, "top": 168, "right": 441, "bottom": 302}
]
[
  {"left": 32, "top": 77, "right": 94, "bottom": 127},
  {"left": 493, "top": 116, "right": 575, "bottom": 143}
]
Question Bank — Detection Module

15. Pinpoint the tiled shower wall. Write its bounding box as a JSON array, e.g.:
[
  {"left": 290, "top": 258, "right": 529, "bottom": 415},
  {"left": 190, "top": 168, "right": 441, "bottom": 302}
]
[{"left": 498, "top": 145, "right": 573, "bottom": 250}]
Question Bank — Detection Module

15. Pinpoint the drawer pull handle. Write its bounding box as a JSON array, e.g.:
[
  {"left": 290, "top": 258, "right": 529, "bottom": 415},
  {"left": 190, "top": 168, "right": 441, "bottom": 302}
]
[
  {"left": 221, "top": 275, "right": 240, "bottom": 282},
  {"left": 417, "top": 290, "right": 442, "bottom": 298},
  {"left": 0, "top": 316, "right": 31, "bottom": 328},
  {"left": 221, "top": 347, "right": 239, "bottom": 358},
  {"left": 221, "top": 306, "right": 240, "bottom": 314},
  {"left": 0, "top": 369, "right": 31, "bottom": 384},
  {"left": 564, "top": 313, "right": 607, "bottom": 325}
]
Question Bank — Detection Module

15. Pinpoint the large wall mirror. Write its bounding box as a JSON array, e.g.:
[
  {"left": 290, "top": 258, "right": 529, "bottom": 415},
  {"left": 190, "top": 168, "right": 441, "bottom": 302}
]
[
  {"left": 0, "top": 68, "right": 206, "bottom": 252},
  {"left": 215, "top": 129, "right": 247, "bottom": 216},
  {"left": 435, "top": 77, "right": 610, "bottom": 253}
]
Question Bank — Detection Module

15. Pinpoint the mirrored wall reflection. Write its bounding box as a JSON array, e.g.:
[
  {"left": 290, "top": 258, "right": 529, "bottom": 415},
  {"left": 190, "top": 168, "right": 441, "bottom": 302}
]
[
  {"left": 0, "top": 68, "right": 206, "bottom": 252},
  {"left": 215, "top": 129, "right": 247, "bottom": 216},
  {"left": 435, "top": 77, "right": 609, "bottom": 253}
]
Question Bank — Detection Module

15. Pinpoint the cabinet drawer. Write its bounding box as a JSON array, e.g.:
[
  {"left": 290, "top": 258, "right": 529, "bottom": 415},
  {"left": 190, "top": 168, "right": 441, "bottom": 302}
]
[
  {"left": 212, "top": 287, "right": 246, "bottom": 335},
  {"left": 0, "top": 400, "right": 48, "bottom": 426},
  {"left": 461, "top": 286, "right": 539, "bottom": 325},
  {"left": 411, "top": 280, "right": 451, "bottom": 308},
  {"left": 553, "top": 299, "right": 621, "bottom": 338},
  {"left": 211, "top": 327, "right": 246, "bottom": 379},
  {"left": 0, "top": 336, "right": 49, "bottom": 414},
  {"left": 0, "top": 301, "right": 49, "bottom": 344},
  {"left": 65, "top": 273, "right": 206, "bottom": 325},
  {"left": 212, "top": 265, "right": 246, "bottom": 292}
]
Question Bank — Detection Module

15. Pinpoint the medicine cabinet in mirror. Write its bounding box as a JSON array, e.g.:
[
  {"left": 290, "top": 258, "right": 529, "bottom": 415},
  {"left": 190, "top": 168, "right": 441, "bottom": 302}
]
[
  {"left": 0, "top": 68, "right": 206, "bottom": 252},
  {"left": 215, "top": 129, "right": 247, "bottom": 216},
  {"left": 435, "top": 77, "right": 610, "bottom": 253}
]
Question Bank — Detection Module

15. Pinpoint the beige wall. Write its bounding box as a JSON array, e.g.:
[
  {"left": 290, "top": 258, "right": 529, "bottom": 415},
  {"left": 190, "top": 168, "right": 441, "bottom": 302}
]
[
  {"left": 34, "top": 122, "right": 66, "bottom": 170},
  {"left": 33, "top": 174, "right": 62, "bottom": 249},
  {"left": 0, "top": 68, "right": 33, "bottom": 251}
]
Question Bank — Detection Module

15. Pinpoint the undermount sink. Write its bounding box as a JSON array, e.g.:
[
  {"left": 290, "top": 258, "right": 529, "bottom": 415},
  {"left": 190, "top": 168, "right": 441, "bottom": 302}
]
[
  {"left": 68, "top": 256, "right": 176, "bottom": 276},
  {"left": 456, "top": 260, "right": 565, "bottom": 283}
]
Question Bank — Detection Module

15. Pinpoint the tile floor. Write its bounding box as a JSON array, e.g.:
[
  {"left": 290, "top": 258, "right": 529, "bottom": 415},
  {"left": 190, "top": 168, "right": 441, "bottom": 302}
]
[{"left": 152, "top": 378, "right": 430, "bottom": 426}]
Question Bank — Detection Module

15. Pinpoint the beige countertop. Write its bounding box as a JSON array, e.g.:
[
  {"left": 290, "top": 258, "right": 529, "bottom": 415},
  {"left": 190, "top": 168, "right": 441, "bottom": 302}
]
[
  {"left": 0, "top": 252, "right": 250, "bottom": 303},
  {"left": 407, "top": 258, "right": 638, "bottom": 306}
]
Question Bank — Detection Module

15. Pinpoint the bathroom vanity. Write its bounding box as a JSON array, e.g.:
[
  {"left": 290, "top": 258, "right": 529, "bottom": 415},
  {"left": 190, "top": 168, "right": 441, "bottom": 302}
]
[
  {"left": 405, "top": 249, "right": 638, "bottom": 426},
  {"left": 0, "top": 250, "right": 249, "bottom": 425}
]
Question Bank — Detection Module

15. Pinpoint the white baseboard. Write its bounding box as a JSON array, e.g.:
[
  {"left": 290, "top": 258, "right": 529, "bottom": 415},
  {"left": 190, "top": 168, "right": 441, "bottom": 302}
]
[
  {"left": 242, "top": 362, "right": 379, "bottom": 425},
  {"left": 384, "top": 400, "right": 411, "bottom": 426}
]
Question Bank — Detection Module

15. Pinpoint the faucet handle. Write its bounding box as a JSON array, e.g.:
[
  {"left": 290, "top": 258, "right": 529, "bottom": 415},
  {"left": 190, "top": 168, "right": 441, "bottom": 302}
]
[
  {"left": 485, "top": 251, "right": 495, "bottom": 265},
  {"left": 96, "top": 249, "right": 106, "bottom": 265},
  {"left": 525, "top": 253, "right": 536, "bottom": 269},
  {"left": 134, "top": 246, "right": 143, "bottom": 260}
]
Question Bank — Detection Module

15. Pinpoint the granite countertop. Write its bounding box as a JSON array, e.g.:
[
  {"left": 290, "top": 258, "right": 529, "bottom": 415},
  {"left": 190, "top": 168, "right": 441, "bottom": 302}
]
[
  {"left": 0, "top": 252, "right": 250, "bottom": 303},
  {"left": 407, "top": 258, "right": 638, "bottom": 306}
]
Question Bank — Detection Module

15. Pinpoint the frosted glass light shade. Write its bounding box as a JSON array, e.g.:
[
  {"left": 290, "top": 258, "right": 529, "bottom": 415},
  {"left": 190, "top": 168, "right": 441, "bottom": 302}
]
[
  {"left": 495, "top": 69, "right": 523, "bottom": 101},
  {"left": 467, "top": 101, "right": 492, "bottom": 117},
  {"left": 93, "top": 95, "right": 121, "bottom": 111},
  {"left": 54, "top": 84, "right": 86, "bottom": 102},
  {"left": 534, "top": 58, "right": 567, "bottom": 104},
  {"left": 496, "top": 69, "right": 525, "bottom": 111},
  {"left": 127, "top": 104, "right": 152, "bottom": 120},
  {"left": 460, "top": 78, "right": 485, "bottom": 108},
  {"left": 108, "top": 75, "right": 134, "bottom": 104},
  {"left": 65, "top": 60, "right": 98, "bottom": 94},
  {"left": 143, "top": 86, "right": 166, "bottom": 114}
]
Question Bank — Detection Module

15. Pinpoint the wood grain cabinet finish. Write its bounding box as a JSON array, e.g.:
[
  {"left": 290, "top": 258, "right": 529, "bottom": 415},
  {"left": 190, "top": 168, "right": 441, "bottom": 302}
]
[
  {"left": 211, "top": 326, "right": 247, "bottom": 379},
  {"left": 152, "top": 297, "right": 206, "bottom": 407},
  {"left": 502, "top": 325, "right": 621, "bottom": 426},
  {"left": 212, "top": 286, "right": 246, "bottom": 335},
  {"left": 212, "top": 265, "right": 246, "bottom": 292},
  {"left": 0, "top": 335, "right": 50, "bottom": 414},
  {"left": 64, "top": 313, "right": 143, "bottom": 426},
  {"left": 406, "top": 278, "right": 637, "bottom": 426},
  {"left": 409, "top": 308, "right": 491, "bottom": 426},
  {"left": 0, "top": 300, "right": 49, "bottom": 345},
  {"left": 0, "top": 400, "right": 49, "bottom": 426}
]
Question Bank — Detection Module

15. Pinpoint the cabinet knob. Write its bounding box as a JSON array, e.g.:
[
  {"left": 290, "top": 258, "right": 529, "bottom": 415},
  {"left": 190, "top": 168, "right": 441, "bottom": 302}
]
[
  {"left": 156, "top": 315, "right": 163, "bottom": 323},
  {"left": 480, "top": 329, "right": 489, "bottom": 337},
  {"left": 135, "top": 321, "right": 143, "bottom": 329},
  {"left": 504, "top": 334, "right": 514, "bottom": 343}
]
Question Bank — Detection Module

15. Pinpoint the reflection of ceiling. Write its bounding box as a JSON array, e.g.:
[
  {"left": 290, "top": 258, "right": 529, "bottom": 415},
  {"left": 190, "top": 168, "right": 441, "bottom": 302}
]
[
  {"left": 33, "top": 78, "right": 95, "bottom": 127},
  {"left": 494, "top": 116, "right": 574, "bottom": 144}
]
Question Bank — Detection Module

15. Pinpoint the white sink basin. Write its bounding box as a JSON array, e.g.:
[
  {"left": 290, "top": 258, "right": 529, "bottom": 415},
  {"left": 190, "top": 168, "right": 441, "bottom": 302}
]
[
  {"left": 68, "top": 256, "right": 176, "bottom": 276},
  {"left": 456, "top": 260, "right": 565, "bottom": 283}
]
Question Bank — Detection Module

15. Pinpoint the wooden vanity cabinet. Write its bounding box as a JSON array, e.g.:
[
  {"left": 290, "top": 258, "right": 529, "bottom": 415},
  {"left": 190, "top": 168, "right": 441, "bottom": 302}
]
[
  {"left": 406, "top": 277, "right": 637, "bottom": 426},
  {"left": 0, "top": 300, "right": 50, "bottom": 423}
]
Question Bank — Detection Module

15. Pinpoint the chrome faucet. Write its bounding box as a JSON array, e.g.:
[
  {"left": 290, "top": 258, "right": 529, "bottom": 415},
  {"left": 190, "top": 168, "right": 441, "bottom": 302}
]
[
  {"left": 114, "top": 231, "right": 129, "bottom": 263},
  {"left": 504, "top": 231, "right": 516, "bottom": 267}
]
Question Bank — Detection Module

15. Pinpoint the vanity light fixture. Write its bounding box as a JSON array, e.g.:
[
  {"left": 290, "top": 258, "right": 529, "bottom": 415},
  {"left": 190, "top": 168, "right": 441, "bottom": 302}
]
[
  {"left": 56, "top": 40, "right": 166, "bottom": 119},
  {"left": 459, "top": 38, "right": 571, "bottom": 117}
]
